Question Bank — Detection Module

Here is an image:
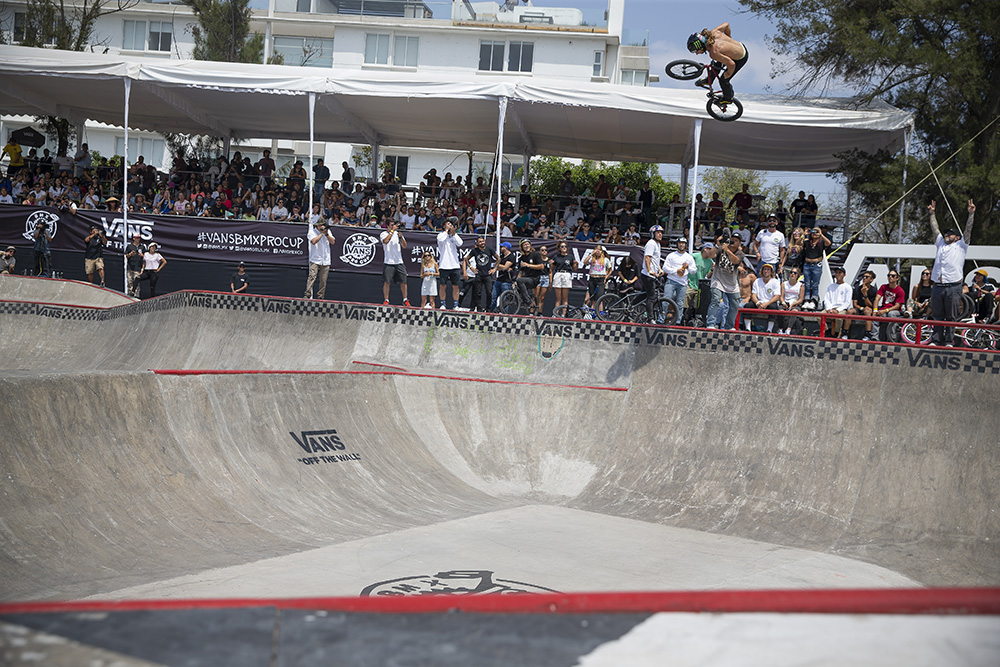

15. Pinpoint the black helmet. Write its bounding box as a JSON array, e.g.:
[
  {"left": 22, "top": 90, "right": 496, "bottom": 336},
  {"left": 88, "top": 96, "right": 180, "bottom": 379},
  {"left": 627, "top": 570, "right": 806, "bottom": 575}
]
[{"left": 687, "top": 33, "right": 706, "bottom": 53}]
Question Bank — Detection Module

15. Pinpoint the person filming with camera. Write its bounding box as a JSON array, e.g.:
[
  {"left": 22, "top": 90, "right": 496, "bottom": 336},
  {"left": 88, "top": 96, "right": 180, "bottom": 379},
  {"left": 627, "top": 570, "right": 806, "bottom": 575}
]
[
  {"left": 304, "top": 218, "right": 337, "bottom": 300},
  {"left": 32, "top": 220, "right": 53, "bottom": 277}
]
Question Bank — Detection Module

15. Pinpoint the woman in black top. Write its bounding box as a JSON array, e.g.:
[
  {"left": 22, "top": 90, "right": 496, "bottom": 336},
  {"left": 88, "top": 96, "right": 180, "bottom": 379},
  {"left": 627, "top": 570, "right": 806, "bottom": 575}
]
[
  {"left": 550, "top": 241, "right": 577, "bottom": 314},
  {"left": 801, "top": 227, "right": 831, "bottom": 302},
  {"left": 615, "top": 255, "right": 640, "bottom": 294},
  {"left": 909, "top": 269, "right": 934, "bottom": 318}
]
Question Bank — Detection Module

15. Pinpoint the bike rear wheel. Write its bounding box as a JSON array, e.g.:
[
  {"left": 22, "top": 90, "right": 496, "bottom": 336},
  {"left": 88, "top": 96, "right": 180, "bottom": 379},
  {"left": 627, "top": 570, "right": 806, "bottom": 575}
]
[
  {"left": 497, "top": 289, "right": 522, "bottom": 315},
  {"left": 900, "top": 321, "right": 932, "bottom": 345},
  {"left": 650, "top": 297, "right": 681, "bottom": 325},
  {"left": 553, "top": 304, "right": 583, "bottom": 319},
  {"left": 707, "top": 96, "right": 743, "bottom": 122},
  {"left": 665, "top": 59, "right": 703, "bottom": 81}
]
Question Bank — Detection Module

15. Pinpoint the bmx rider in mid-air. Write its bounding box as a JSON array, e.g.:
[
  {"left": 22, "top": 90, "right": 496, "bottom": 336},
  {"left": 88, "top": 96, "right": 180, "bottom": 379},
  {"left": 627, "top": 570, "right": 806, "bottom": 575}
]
[{"left": 687, "top": 23, "right": 748, "bottom": 103}]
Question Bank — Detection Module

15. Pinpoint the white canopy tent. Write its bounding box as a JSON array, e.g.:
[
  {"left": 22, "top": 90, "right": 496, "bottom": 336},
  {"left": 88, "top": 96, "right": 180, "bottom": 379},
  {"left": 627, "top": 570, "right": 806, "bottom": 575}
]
[{"left": 0, "top": 44, "right": 913, "bottom": 250}]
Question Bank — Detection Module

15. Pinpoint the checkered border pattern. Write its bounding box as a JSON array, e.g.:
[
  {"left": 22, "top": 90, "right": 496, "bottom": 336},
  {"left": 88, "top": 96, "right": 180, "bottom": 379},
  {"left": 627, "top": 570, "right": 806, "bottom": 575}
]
[{"left": 2, "top": 291, "right": 998, "bottom": 375}]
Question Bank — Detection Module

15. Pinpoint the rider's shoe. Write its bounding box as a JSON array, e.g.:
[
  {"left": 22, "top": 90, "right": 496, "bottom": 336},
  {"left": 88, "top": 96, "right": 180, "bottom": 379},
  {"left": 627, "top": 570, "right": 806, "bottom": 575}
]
[{"left": 695, "top": 77, "right": 711, "bottom": 89}]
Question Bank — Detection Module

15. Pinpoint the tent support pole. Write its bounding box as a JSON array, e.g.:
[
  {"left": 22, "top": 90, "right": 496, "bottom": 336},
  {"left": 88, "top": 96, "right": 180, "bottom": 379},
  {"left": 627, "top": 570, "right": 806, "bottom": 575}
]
[
  {"left": 522, "top": 152, "right": 530, "bottom": 187},
  {"left": 844, "top": 184, "right": 852, "bottom": 246},
  {"left": 370, "top": 142, "right": 379, "bottom": 183},
  {"left": 495, "top": 97, "right": 509, "bottom": 250},
  {"left": 896, "top": 124, "right": 912, "bottom": 270},
  {"left": 687, "top": 119, "right": 702, "bottom": 247},
  {"left": 122, "top": 78, "right": 131, "bottom": 294},
  {"left": 308, "top": 93, "right": 315, "bottom": 207}
]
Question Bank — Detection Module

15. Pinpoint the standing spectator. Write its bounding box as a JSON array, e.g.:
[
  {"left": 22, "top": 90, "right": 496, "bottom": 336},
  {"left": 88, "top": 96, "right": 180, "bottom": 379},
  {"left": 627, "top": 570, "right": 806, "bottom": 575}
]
[
  {"left": 491, "top": 242, "right": 516, "bottom": 310},
  {"left": 641, "top": 225, "right": 665, "bottom": 319},
  {"left": 928, "top": 199, "right": 975, "bottom": 346},
  {"left": 777, "top": 267, "right": 805, "bottom": 334},
  {"left": 706, "top": 234, "right": 744, "bottom": 330},
  {"left": 784, "top": 227, "right": 805, "bottom": 281},
  {"left": 341, "top": 161, "right": 355, "bottom": 194},
  {"left": 125, "top": 233, "right": 145, "bottom": 298},
  {"left": 754, "top": 214, "right": 786, "bottom": 275},
  {"left": 136, "top": 242, "right": 167, "bottom": 298},
  {"left": 73, "top": 143, "right": 91, "bottom": 177},
  {"left": 638, "top": 180, "right": 654, "bottom": 216},
  {"left": 534, "top": 245, "right": 552, "bottom": 313},
  {"left": 550, "top": 241, "right": 577, "bottom": 315},
  {"left": 514, "top": 239, "right": 544, "bottom": 313},
  {"left": 727, "top": 182, "right": 753, "bottom": 223},
  {"left": 380, "top": 220, "right": 410, "bottom": 306},
  {"left": 231, "top": 262, "right": 249, "bottom": 293},
  {"left": 1, "top": 245, "right": 16, "bottom": 274},
  {"left": 559, "top": 170, "right": 575, "bottom": 208},
  {"left": 823, "top": 266, "right": 855, "bottom": 338},
  {"left": 312, "top": 159, "right": 330, "bottom": 201},
  {"left": 801, "top": 227, "right": 831, "bottom": 302},
  {"left": 419, "top": 251, "right": 439, "bottom": 309},
  {"left": 2, "top": 135, "right": 24, "bottom": 176},
  {"left": 685, "top": 241, "right": 714, "bottom": 323},
  {"left": 853, "top": 270, "right": 878, "bottom": 340},
  {"left": 661, "top": 237, "right": 696, "bottom": 315},
  {"left": 436, "top": 218, "right": 464, "bottom": 309},
  {"left": 83, "top": 223, "right": 107, "bottom": 286},
  {"left": 303, "top": 219, "right": 336, "bottom": 299},
  {"left": 466, "top": 236, "right": 497, "bottom": 313},
  {"left": 32, "top": 219, "right": 53, "bottom": 277},
  {"left": 801, "top": 194, "right": 819, "bottom": 227},
  {"left": 790, "top": 191, "right": 808, "bottom": 226},
  {"left": 256, "top": 149, "right": 276, "bottom": 187},
  {"left": 773, "top": 199, "right": 789, "bottom": 228},
  {"left": 706, "top": 191, "right": 725, "bottom": 227}
]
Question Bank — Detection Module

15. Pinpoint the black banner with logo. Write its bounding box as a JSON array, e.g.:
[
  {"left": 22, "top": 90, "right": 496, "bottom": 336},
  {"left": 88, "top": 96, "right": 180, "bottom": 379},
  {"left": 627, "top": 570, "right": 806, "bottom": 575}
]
[{"left": 1, "top": 205, "right": 645, "bottom": 289}]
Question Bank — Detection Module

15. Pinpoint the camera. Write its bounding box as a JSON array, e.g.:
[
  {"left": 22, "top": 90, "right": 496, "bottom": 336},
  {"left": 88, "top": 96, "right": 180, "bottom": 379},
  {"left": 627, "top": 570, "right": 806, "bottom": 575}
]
[
  {"left": 35, "top": 221, "right": 49, "bottom": 230},
  {"left": 716, "top": 226, "right": 731, "bottom": 243}
]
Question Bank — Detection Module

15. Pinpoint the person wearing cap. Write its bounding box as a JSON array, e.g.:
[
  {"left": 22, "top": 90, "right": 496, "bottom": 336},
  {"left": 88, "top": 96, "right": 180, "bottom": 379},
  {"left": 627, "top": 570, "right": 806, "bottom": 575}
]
[
  {"left": 0, "top": 245, "right": 16, "bottom": 274},
  {"left": 436, "top": 217, "right": 464, "bottom": 309},
  {"left": 380, "top": 219, "right": 410, "bottom": 307},
  {"left": 514, "top": 239, "right": 545, "bottom": 313},
  {"left": 136, "top": 242, "right": 166, "bottom": 298},
  {"left": 705, "top": 232, "right": 744, "bottom": 329},
  {"left": 874, "top": 268, "right": 906, "bottom": 321},
  {"left": 928, "top": 199, "right": 976, "bottom": 345},
  {"left": 491, "top": 242, "right": 516, "bottom": 310},
  {"left": 965, "top": 268, "right": 995, "bottom": 323},
  {"left": 124, "top": 233, "right": 146, "bottom": 298},
  {"left": 304, "top": 218, "right": 336, "bottom": 300},
  {"left": 853, "top": 270, "right": 879, "bottom": 341},
  {"left": 231, "top": 262, "right": 250, "bottom": 294},
  {"left": 312, "top": 159, "right": 330, "bottom": 201},
  {"left": 801, "top": 226, "right": 832, "bottom": 302},
  {"left": 684, "top": 241, "right": 714, "bottom": 324},
  {"left": 641, "top": 225, "right": 666, "bottom": 320},
  {"left": 823, "top": 265, "right": 855, "bottom": 339},
  {"left": 749, "top": 262, "right": 781, "bottom": 332},
  {"left": 83, "top": 223, "right": 107, "bottom": 286},
  {"left": 661, "top": 236, "right": 696, "bottom": 323},
  {"left": 754, "top": 214, "right": 786, "bottom": 276}
]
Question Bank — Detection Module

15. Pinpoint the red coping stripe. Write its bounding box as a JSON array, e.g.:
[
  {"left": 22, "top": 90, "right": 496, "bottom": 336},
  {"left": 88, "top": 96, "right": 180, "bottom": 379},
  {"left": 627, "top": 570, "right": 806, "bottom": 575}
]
[
  {"left": 351, "top": 360, "right": 411, "bottom": 372},
  {"left": 1, "top": 589, "right": 997, "bottom": 616},
  {"left": 151, "top": 369, "right": 628, "bottom": 392}
]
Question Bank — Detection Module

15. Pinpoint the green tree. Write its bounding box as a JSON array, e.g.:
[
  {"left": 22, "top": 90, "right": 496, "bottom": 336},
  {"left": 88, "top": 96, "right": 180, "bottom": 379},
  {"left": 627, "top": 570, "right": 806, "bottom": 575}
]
[
  {"left": 742, "top": 0, "right": 1000, "bottom": 243},
  {"left": 698, "top": 167, "right": 791, "bottom": 222},
  {"left": 184, "top": 0, "right": 264, "bottom": 64},
  {"left": 527, "top": 156, "right": 679, "bottom": 208},
  {"left": 16, "top": 0, "right": 139, "bottom": 156}
]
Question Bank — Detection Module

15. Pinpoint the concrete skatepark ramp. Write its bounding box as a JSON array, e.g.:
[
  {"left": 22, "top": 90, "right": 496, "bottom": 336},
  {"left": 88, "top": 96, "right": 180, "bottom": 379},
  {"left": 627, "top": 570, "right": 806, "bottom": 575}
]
[{"left": 1, "top": 290, "right": 998, "bottom": 605}]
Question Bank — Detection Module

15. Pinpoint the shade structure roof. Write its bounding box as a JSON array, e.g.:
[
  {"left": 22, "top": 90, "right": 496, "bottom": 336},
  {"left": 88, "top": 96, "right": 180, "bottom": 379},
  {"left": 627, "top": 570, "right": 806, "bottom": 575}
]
[{"left": 0, "top": 45, "right": 912, "bottom": 171}]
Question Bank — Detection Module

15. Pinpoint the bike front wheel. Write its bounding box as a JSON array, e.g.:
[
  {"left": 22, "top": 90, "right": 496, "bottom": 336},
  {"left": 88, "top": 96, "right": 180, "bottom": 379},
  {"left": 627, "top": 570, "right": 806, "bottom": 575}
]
[
  {"left": 900, "top": 321, "right": 932, "bottom": 345},
  {"left": 665, "top": 59, "right": 703, "bottom": 81},
  {"left": 497, "top": 289, "right": 522, "bottom": 315},
  {"left": 651, "top": 298, "right": 681, "bottom": 325},
  {"left": 595, "top": 294, "right": 628, "bottom": 322},
  {"left": 553, "top": 304, "right": 583, "bottom": 319},
  {"left": 707, "top": 96, "right": 744, "bottom": 122}
]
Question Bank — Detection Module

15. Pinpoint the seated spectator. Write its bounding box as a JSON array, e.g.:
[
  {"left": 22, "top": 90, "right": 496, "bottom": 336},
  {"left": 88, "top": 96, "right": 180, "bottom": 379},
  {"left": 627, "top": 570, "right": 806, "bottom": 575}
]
[
  {"left": 824, "top": 266, "right": 855, "bottom": 338},
  {"left": 774, "top": 199, "right": 789, "bottom": 229},
  {"left": 777, "top": 266, "right": 805, "bottom": 334},
  {"left": 965, "top": 269, "right": 996, "bottom": 322},
  {"left": 623, "top": 223, "right": 640, "bottom": 246},
  {"left": 271, "top": 198, "right": 289, "bottom": 221},
  {"left": 533, "top": 214, "right": 551, "bottom": 239},
  {"left": 737, "top": 261, "right": 757, "bottom": 330},
  {"left": 553, "top": 218, "right": 571, "bottom": 241},
  {"left": 564, "top": 201, "right": 584, "bottom": 229},
  {"left": 875, "top": 269, "right": 906, "bottom": 323},
  {"left": 749, "top": 263, "right": 781, "bottom": 332},
  {"left": 617, "top": 201, "right": 640, "bottom": 231},
  {"left": 288, "top": 203, "right": 306, "bottom": 222},
  {"left": 575, "top": 222, "right": 596, "bottom": 243},
  {"left": 706, "top": 191, "right": 725, "bottom": 226},
  {"left": 801, "top": 194, "right": 819, "bottom": 227},
  {"left": 908, "top": 269, "right": 934, "bottom": 318},
  {"left": 0, "top": 186, "right": 12, "bottom": 204},
  {"left": 604, "top": 225, "right": 623, "bottom": 245},
  {"left": 853, "top": 270, "right": 878, "bottom": 340}
]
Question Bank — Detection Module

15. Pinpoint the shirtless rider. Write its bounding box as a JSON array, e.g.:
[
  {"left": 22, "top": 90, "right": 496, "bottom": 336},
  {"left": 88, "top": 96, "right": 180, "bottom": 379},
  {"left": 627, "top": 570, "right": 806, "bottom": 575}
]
[{"left": 687, "top": 23, "right": 748, "bottom": 103}]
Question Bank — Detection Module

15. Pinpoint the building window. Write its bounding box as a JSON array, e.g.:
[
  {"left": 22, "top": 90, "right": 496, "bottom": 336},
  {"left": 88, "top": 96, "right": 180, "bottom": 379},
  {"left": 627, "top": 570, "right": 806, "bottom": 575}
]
[
  {"left": 116, "top": 136, "right": 165, "bottom": 168},
  {"left": 123, "top": 20, "right": 146, "bottom": 50},
  {"left": 13, "top": 12, "right": 26, "bottom": 42},
  {"left": 593, "top": 51, "right": 604, "bottom": 77},
  {"left": 508, "top": 41, "right": 533, "bottom": 73},
  {"left": 385, "top": 155, "right": 409, "bottom": 184},
  {"left": 148, "top": 21, "right": 172, "bottom": 52},
  {"left": 364, "top": 33, "right": 390, "bottom": 65},
  {"left": 296, "top": 0, "right": 310, "bottom": 12},
  {"left": 273, "top": 36, "right": 335, "bottom": 67},
  {"left": 394, "top": 35, "right": 419, "bottom": 67},
  {"left": 479, "top": 41, "right": 505, "bottom": 71},
  {"left": 621, "top": 69, "right": 648, "bottom": 86}
]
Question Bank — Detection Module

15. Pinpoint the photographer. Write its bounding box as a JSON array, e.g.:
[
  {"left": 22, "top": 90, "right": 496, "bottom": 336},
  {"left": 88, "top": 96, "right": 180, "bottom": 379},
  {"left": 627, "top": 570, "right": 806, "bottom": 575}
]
[
  {"left": 380, "top": 219, "right": 410, "bottom": 306},
  {"left": 84, "top": 224, "right": 107, "bottom": 286},
  {"left": 303, "top": 219, "right": 336, "bottom": 300},
  {"left": 705, "top": 228, "right": 744, "bottom": 329},
  {"left": 33, "top": 220, "right": 53, "bottom": 277}
]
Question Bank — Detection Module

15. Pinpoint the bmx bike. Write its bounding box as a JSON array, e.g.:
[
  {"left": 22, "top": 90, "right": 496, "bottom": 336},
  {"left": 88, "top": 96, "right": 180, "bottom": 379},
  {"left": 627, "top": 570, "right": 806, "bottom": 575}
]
[
  {"left": 665, "top": 59, "right": 744, "bottom": 122},
  {"left": 595, "top": 276, "right": 681, "bottom": 325}
]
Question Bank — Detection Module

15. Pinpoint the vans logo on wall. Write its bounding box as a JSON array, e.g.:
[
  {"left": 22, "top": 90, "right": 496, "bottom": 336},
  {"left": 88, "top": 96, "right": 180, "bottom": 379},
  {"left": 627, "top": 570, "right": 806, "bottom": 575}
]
[
  {"left": 906, "top": 348, "right": 963, "bottom": 370},
  {"left": 290, "top": 428, "right": 362, "bottom": 466}
]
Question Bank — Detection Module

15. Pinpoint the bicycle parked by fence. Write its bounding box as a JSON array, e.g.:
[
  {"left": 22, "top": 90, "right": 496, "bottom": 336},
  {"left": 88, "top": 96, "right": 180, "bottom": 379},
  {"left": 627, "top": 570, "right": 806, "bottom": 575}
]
[{"left": 595, "top": 276, "right": 681, "bottom": 325}]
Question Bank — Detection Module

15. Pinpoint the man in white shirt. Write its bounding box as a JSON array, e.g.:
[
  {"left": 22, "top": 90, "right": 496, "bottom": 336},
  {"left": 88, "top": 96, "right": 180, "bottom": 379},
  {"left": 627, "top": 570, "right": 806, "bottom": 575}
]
[
  {"left": 661, "top": 236, "right": 697, "bottom": 321},
  {"left": 823, "top": 265, "right": 855, "bottom": 338},
  {"left": 754, "top": 214, "right": 786, "bottom": 274},
  {"left": 749, "top": 263, "right": 781, "bottom": 332},
  {"left": 380, "top": 219, "right": 410, "bottom": 306},
  {"left": 304, "top": 220, "right": 336, "bottom": 299},
  {"left": 641, "top": 225, "right": 665, "bottom": 321},
  {"left": 399, "top": 205, "right": 417, "bottom": 230},
  {"left": 564, "top": 202, "right": 584, "bottom": 229},
  {"left": 928, "top": 199, "right": 975, "bottom": 346},
  {"left": 437, "top": 217, "right": 464, "bottom": 309}
]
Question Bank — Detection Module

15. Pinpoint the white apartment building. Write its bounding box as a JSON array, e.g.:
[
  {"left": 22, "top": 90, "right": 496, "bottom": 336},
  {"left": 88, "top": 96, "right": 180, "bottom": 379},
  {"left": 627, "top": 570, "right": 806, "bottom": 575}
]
[{"left": 1, "top": 0, "right": 652, "bottom": 185}]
